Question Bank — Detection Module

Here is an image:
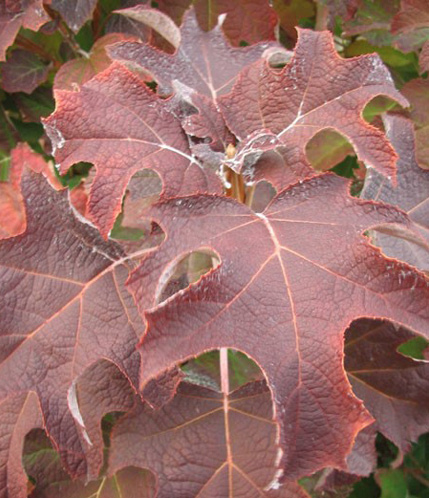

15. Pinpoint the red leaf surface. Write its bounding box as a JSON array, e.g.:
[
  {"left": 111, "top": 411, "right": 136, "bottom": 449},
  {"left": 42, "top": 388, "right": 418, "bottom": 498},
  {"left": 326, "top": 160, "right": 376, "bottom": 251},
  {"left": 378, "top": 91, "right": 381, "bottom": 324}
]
[
  {"left": 362, "top": 114, "right": 429, "bottom": 271},
  {"left": 108, "top": 8, "right": 278, "bottom": 99},
  {"left": 0, "top": 1, "right": 49, "bottom": 61},
  {"left": 345, "top": 318, "right": 429, "bottom": 452},
  {"left": 0, "top": 49, "right": 49, "bottom": 94},
  {"left": 391, "top": 0, "right": 429, "bottom": 53},
  {"left": 54, "top": 34, "right": 136, "bottom": 91},
  {"left": 128, "top": 174, "right": 429, "bottom": 479},
  {"left": 218, "top": 29, "right": 408, "bottom": 189},
  {"left": 44, "top": 62, "right": 222, "bottom": 237},
  {"left": 110, "top": 381, "right": 309, "bottom": 497},
  {"left": 0, "top": 392, "right": 42, "bottom": 498},
  {"left": 49, "top": 0, "right": 97, "bottom": 33},
  {"left": 0, "top": 167, "right": 149, "bottom": 480},
  {"left": 194, "top": 0, "right": 278, "bottom": 46}
]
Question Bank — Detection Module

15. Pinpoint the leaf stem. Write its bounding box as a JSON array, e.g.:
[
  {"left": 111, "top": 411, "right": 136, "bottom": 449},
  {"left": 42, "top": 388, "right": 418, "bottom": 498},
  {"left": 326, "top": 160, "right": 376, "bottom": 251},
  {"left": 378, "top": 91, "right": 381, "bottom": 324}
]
[{"left": 220, "top": 347, "right": 229, "bottom": 394}]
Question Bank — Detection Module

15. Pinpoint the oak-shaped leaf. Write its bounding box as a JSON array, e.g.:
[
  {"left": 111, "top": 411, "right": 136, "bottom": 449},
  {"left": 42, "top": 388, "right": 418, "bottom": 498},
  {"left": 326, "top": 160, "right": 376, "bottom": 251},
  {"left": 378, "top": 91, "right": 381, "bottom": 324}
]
[
  {"left": 128, "top": 173, "right": 429, "bottom": 480},
  {"left": 345, "top": 318, "right": 429, "bottom": 454},
  {"left": 0, "top": 49, "right": 50, "bottom": 94},
  {"left": 0, "top": 0, "right": 49, "bottom": 61},
  {"left": 108, "top": 8, "right": 278, "bottom": 100},
  {"left": 110, "top": 380, "right": 310, "bottom": 497},
  {"left": 218, "top": 29, "right": 408, "bottom": 189},
  {"left": 0, "top": 165, "right": 150, "bottom": 483},
  {"left": 362, "top": 114, "right": 429, "bottom": 271},
  {"left": 44, "top": 62, "right": 222, "bottom": 238}
]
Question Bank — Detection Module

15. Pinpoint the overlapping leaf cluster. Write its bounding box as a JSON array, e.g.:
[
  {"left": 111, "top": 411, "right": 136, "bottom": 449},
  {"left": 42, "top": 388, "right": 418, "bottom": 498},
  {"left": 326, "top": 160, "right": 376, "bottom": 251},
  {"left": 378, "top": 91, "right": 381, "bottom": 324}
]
[{"left": 0, "top": 1, "right": 429, "bottom": 497}]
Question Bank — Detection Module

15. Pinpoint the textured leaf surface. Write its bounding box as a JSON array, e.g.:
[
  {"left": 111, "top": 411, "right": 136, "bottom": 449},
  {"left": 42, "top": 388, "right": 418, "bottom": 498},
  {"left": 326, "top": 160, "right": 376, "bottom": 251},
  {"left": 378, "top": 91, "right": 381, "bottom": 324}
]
[
  {"left": 0, "top": 49, "right": 49, "bottom": 94},
  {"left": 50, "top": 0, "right": 98, "bottom": 33},
  {"left": 128, "top": 173, "right": 429, "bottom": 479},
  {"left": 362, "top": 114, "right": 429, "bottom": 271},
  {"left": 110, "top": 381, "right": 309, "bottom": 497},
  {"left": 44, "top": 62, "right": 222, "bottom": 237},
  {"left": 54, "top": 34, "right": 136, "bottom": 91},
  {"left": 108, "top": 8, "right": 277, "bottom": 99},
  {"left": 345, "top": 318, "right": 429, "bottom": 452},
  {"left": 218, "top": 29, "right": 408, "bottom": 189},
  {"left": 0, "top": 0, "right": 49, "bottom": 61},
  {"left": 0, "top": 167, "right": 147, "bottom": 479}
]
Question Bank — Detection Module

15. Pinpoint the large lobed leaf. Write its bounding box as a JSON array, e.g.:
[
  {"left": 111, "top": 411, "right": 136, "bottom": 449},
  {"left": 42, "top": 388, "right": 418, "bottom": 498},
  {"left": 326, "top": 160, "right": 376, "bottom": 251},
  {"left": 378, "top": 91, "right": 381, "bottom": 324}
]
[
  {"left": 0, "top": 160, "right": 151, "bottom": 492},
  {"left": 218, "top": 28, "right": 408, "bottom": 189},
  {"left": 128, "top": 173, "right": 429, "bottom": 480},
  {"left": 44, "top": 62, "right": 222, "bottom": 238}
]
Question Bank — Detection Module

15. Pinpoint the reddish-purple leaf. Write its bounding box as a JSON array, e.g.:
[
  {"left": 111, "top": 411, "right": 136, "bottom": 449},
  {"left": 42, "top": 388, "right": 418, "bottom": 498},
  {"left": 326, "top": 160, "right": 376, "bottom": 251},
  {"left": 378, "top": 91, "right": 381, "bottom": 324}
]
[
  {"left": 0, "top": 0, "right": 49, "bottom": 61},
  {"left": 362, "top": 114, "right": 429, "bottom": 271},
  {"left": 272, "top": 0, "right": 315, "bottom": 43},
  {"left": 110, "top": 381, "right": 310, "bottom": 497},
  {"left": 0, "top": 167, "right": 148, "bottom": 479},
  {"left": 127, "top": 173, "right": 429, "bottom": 479},
  {"left": 0, "top": 49, "right": 49, "bottom": 94},
  {"left": 194, "top": 0, "right": 278, "bottom": 46},
  {"left": 44, "top": 62, "right": 222, "bottom": 238},
  {"left": 218, "top": 29, "right": 408, "bottom": 189},
  {"left": 49, "top": 0, "right": 97, "bottom": 33},
  {"left": 0, "top": 392, "right": 42, "bottom": 498},
  {"left": 54, "top": 34, "right": 136, "bottom": 91},
  {"left": 108, "top": 8, "right": 278, "bottom": 99},
  {"left": 345, "top": 318, "right": 429, "bottom": 452}
]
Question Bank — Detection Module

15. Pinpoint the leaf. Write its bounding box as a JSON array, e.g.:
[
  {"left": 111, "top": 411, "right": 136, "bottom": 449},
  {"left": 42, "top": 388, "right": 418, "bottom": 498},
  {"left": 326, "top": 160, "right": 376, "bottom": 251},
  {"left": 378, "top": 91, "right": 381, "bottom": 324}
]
[
  {"left": 113, "top": 5, "right": 181, "bottom": 49},
  {"left": 273, "top": 0, "right": 315, "bottom": 43},
  {"left": 378, "top": 469, "right": 408, "bottom": 498},
  {"left": 108, "top": 8, "right": 278, "bottom": 99},
  {"left": 0, "top": 0, "right": 49, "bottom": 61},
  {"left": 49, "top": 0, "right": 98, "bottom": 33},
  {"left": 110, "top": 381, "right": 310, "bottom": 497},
  {"left": 346, "top": 318, "right": 429, "bottom": 453},
  {"left": 362, "top": 114, "right": 429, "bottom": 271},
  {"left": 218, "top": 29, "right": 408, "bottom": 189},
  {"left": 194, "top": 0, "right": 278, "bottom": 46},
  {"left": 401, "top": 78, "right": 429, "bottom": 170},
  {"left": 0, "top": 392, "right": 42, "bottom": 498},
  {"left": 44, "top": 62, "right": 222, "bottom": 237},
  {"left": 0, "top": 166, "right": 150, "bottom": 481},
  {"left": 127, "top": 173, "right": 429, "bottom": 480},
  {"left": 0, "top": 49, "right": 50, "bottom": 94},
  {"left": 54, "top": 33, "right": 136, "bottom": 91}
]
